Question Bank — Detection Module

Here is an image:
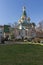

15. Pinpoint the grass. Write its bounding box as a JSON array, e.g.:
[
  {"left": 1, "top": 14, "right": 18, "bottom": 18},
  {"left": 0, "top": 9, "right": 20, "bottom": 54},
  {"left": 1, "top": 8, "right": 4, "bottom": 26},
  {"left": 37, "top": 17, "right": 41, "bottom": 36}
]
[{"left": 0, "top": 43, "right": 43, "bottom": 65}]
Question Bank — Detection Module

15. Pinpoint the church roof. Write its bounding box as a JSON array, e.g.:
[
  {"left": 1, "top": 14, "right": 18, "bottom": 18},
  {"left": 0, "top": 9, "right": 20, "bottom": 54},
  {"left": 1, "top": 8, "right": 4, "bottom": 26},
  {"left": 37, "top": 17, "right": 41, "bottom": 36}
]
[{"left": 21, "top": 20, "right": 29, "bottom": 26}]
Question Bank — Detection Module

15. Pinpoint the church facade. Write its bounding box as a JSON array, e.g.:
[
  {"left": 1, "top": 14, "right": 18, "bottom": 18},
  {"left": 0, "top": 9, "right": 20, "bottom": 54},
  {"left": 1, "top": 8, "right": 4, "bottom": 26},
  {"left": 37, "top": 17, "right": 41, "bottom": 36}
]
[{"left": 14, "top": 6, "right": 36, "bottom": 39}]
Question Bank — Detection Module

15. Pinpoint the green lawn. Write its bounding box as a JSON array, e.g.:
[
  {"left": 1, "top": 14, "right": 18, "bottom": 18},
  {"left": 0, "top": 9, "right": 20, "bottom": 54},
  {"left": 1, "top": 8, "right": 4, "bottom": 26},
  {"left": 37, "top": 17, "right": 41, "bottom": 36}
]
[{"left": 0, "top": 44, "right": 43, "bottom": 65}]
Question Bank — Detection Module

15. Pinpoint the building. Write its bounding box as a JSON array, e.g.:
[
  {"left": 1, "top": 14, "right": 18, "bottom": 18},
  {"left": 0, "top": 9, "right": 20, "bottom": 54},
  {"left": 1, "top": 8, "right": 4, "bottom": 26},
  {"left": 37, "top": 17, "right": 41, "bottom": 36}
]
[
  {"left": 14, "top": 6, "right": 36, "bottom": 39},
  {"left": 0, "top": 25, "right": 4, "bottom": 43},
  {"left": 4, "top": 25, "right": 11, "bottom": 38}
]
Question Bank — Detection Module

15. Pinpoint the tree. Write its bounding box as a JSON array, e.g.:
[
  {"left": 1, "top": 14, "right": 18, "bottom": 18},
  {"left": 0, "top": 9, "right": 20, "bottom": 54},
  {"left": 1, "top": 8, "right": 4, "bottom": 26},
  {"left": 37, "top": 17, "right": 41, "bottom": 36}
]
[
  {"left": 38, "top": 20, "right": 43, "bottom": 31},
  {"left": 36, "top": 20, "right": 43, "bottom": 32}
]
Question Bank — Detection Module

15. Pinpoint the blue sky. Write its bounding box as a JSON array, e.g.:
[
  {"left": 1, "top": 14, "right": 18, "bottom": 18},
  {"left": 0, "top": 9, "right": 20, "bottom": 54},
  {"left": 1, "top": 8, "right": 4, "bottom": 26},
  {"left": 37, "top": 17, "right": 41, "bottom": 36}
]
[{"left": 0, "top": 0, "right": 43, "bottom": 25}]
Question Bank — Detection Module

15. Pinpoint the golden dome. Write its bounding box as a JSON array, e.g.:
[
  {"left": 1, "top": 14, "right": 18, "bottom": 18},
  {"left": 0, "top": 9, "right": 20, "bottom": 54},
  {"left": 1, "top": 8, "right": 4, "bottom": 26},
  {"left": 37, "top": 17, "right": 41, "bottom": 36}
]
[{"left": 21, "top": 16, "right": 26, "bottom": 20}]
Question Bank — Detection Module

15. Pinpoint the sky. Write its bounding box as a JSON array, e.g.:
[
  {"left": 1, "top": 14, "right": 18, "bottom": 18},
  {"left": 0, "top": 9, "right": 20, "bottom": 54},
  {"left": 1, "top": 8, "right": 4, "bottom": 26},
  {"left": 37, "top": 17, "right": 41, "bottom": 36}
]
[{"left": 0, "top": 0, "right": 43, "bottom": 25}]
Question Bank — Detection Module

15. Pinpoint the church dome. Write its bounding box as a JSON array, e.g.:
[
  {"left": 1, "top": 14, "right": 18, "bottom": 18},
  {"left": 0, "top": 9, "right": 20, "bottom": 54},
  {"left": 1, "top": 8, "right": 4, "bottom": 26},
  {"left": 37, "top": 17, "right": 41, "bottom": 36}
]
[
  {"left": 21, "top": 16, "right": 24, "bottom": 20},
  {"left": 27, "top": 17, "right": 30, "bottom": 21},
  {"left": 21, "top": 16, "right": 26, "bottom": 20}
]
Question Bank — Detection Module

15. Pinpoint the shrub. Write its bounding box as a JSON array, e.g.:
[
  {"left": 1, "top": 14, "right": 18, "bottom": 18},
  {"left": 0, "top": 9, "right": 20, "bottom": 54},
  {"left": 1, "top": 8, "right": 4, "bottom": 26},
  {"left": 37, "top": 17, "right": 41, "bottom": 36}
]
[{"left": 32, "top": 38, "right": 40, "bottom": 43}]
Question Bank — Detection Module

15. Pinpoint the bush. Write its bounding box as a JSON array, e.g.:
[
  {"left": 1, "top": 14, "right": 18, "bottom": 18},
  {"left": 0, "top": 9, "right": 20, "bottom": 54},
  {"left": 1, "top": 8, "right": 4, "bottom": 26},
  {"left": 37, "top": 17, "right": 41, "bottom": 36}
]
[
  {"left": 1, "top": 37, "right": 5, "bottom": 44},
  {"left": 11, "top": 35, "right": 14, "bottom": 39},
  {"left": 32, "top": 38, "right": 40, "bottom": 43}
]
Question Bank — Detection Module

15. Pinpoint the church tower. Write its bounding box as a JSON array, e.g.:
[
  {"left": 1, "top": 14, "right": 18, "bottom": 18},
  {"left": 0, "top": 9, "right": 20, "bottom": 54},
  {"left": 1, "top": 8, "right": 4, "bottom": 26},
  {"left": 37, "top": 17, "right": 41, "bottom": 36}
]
[
  {"left": 21, "top": 6, "right": 27, "bottom": 21},
  {"left": 18, "top": 6, "right": 30, "bottom": 26},
  {"left": 22, "top": 6, "right": 27, "bottom": 17}
]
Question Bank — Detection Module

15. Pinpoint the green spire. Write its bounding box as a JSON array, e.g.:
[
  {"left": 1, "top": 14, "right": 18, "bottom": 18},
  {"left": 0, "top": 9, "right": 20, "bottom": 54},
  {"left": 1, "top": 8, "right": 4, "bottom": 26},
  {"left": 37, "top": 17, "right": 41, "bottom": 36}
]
[{"left": 22, "top": 6, "right": 27, "bottom": 17}]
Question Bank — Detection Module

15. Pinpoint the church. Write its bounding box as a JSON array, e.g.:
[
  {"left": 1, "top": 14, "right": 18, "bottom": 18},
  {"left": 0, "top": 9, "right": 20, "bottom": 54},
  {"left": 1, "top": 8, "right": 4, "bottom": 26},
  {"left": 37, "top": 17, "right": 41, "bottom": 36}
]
[{"left": 14, "top": 6, "right": 36, "bottom": 40}]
